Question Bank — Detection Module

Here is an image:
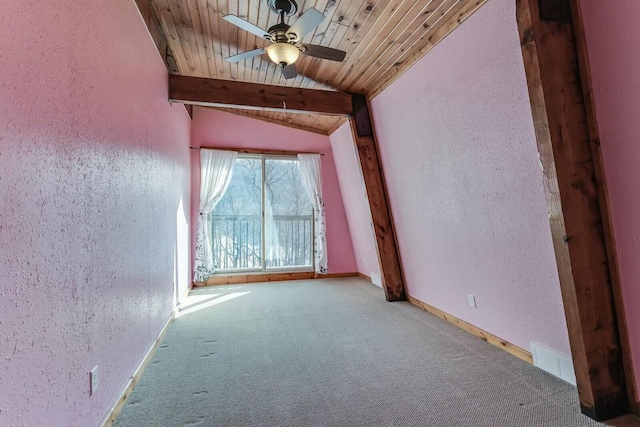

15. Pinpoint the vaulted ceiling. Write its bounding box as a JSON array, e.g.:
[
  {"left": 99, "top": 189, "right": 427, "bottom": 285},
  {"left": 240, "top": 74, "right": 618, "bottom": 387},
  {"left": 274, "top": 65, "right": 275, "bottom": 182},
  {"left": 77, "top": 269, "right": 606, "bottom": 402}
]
[{"left": 140, "top": 0, "right": 487, "bottom": 134}]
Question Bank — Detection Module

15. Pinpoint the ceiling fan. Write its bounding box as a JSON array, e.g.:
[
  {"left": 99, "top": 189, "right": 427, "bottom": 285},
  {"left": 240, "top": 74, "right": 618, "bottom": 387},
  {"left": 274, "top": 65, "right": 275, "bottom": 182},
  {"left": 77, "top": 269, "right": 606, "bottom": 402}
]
[{"left": 223, "top": 0, "right": 347, "bottom": 80}]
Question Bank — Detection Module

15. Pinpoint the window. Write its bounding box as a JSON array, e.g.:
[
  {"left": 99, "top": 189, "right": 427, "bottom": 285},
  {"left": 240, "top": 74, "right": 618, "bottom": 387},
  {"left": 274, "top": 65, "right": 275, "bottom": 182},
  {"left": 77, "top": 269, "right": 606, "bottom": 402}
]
[{"left": 210, "top": 155, "right": 313, "bottom": 272}]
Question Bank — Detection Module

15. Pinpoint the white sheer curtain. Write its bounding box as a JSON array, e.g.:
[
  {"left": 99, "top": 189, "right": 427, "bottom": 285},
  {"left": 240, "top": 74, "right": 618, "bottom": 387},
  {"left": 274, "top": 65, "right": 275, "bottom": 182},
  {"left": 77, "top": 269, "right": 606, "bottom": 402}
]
[
  {"left": 194, "top": 149, "right": 237, "bottom": 282},
  {"left": 297, "top": 154, "right": 327, "bottom": 274}
]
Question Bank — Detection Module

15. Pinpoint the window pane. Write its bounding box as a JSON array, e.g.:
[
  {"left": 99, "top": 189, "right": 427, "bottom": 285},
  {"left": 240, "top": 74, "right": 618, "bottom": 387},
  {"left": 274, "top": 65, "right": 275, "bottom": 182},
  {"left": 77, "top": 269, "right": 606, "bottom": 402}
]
[
  {"left": 211, "top": 158, "right": 262, "bottom": 270},
  {"left": 264, "top": 159, "right": 313, "bottom": 269}
]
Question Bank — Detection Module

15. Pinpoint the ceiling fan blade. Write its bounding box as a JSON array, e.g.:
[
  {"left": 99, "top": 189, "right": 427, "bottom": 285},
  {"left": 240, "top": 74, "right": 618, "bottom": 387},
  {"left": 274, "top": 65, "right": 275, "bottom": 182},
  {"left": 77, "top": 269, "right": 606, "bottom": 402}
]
[
  {"left": 223, "top": 15, "right": 271, "bottom": 40},
  {"left": 300, "top": 44, "right": 346, "bottom": 62},
  {"left": 286, "top": 8, "right": 325, "bottom": 42},
  {"left": 282, "top": 64, "right": 297, "bottom": 80},
  {"left": 225, "top": 48, "right": 267, "bottom": 63}
]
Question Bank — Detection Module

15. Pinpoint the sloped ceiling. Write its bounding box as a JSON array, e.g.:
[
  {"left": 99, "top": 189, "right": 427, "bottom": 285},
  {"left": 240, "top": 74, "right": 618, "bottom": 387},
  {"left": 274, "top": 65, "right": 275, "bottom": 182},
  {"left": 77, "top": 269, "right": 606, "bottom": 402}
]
[{"left": 147, "top": 0, "right": 487, "bottom": 133}]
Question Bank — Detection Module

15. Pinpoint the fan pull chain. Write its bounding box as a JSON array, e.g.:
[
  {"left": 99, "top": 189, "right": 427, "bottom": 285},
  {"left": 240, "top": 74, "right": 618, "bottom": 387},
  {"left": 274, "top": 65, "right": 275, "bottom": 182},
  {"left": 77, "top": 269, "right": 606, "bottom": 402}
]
[{"left": 281, "top": 84, "right": 289, "bottom": 117}]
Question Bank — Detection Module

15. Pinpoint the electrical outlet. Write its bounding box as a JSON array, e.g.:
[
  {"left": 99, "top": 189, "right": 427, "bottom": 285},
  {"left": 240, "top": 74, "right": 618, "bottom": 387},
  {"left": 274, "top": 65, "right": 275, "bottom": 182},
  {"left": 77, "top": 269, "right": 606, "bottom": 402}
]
[
  {"left": 467, "top": 294, "right": 477, "bottom": 308},
  {"left": 90, "top": 366, "right": 99, "bottom": 396}
]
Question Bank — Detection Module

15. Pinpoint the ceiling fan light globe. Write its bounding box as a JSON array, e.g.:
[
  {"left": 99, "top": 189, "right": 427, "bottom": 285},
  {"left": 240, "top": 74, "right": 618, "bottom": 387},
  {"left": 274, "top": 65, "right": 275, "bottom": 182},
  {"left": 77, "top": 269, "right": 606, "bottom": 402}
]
[{"left": 266, "top": 43, "right": 300, "bottom": 66}]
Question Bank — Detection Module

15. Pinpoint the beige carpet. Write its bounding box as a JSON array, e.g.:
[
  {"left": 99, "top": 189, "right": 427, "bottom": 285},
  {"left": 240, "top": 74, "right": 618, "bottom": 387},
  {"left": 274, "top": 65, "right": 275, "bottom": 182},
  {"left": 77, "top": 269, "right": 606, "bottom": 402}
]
[{"left": 114, "top": 278, "right": 610, "bottom": 427}]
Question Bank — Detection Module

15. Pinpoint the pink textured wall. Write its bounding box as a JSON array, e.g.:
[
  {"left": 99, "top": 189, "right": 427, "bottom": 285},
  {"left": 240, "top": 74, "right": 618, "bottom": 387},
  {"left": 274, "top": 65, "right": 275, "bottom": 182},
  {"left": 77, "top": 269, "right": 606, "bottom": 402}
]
[
  {"left": 329, "top": 123, "right": 381, "bottom": 279},
  {"left": 580, "top": 0, "right": 640, "bottom": 400},
  {"left": 190, "top": 107, "right": 356, "bottom": 274},
  {"left": 0, "top": 1, "right": 191, "bottom": 426},
  {"left": 365, "top": 0, "right": 570, "bottom": 355}
]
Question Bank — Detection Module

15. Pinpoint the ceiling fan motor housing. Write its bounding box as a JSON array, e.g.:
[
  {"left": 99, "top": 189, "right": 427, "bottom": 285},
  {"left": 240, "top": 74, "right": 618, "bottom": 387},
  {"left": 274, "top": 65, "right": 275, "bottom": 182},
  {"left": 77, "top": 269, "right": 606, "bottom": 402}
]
[{"left": 267, "top": 22, "right": 291, "bottom": 43}]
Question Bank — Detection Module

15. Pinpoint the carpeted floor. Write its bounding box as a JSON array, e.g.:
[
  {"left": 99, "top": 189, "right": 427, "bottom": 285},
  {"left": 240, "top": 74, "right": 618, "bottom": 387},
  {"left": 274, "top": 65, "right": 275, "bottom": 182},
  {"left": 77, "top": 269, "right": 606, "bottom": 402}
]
[{"left": 113, "top": 278, "right": 610, "bottom": 427}]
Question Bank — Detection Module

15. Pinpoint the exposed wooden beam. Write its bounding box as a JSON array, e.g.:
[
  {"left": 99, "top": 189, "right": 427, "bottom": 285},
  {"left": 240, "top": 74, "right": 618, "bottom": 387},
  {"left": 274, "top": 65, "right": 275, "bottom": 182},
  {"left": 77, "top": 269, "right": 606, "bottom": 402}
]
[
  {"left": 570, "top": 0, "right": 638, "bottom": 414},
  {"left": 349, "top": 94, "right": 406, "bottom": 302},
  {"left": 169, "top": 75, "right": 353, "bottom": 116},
  {"left": 517, "top": 0, "right": 630, "bottom": 420},
  {"left": 133, "top": 0, "right": 179, "bottom": 74}
]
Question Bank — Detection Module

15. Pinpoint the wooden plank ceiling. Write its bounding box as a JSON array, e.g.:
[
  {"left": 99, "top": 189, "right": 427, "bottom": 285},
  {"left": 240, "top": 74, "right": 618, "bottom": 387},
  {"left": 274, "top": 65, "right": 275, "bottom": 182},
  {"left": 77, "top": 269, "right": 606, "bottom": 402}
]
[{"left": 152, "top": 0, "right": 486, "bottom": 133}]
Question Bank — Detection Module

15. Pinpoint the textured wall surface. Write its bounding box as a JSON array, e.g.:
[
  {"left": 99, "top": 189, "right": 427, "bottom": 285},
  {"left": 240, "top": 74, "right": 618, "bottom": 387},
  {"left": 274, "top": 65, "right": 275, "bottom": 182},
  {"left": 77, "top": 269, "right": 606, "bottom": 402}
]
[
  {"left": 367, "top": 0, "right": 570, "bottom": 355},
  {"left": 329, "top": 123, "right": 381, "bottom": 279},
  {"left": 580, "top": 0, "right": 640, "bottom": 400},
  {"left": 190, "top": 108, "right": 356, "bottom": 274},
  {"left": 0, "top": 0, "right": 192, "bottom": 425}
]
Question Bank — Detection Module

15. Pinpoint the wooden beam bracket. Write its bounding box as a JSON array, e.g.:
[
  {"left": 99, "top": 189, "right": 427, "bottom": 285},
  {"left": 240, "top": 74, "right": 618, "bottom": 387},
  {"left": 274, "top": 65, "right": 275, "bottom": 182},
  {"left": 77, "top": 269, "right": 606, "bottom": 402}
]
[
  {"left": 351, "top": 94, "right": 373, "bottom": 137},
  {"left": 539, "top": 0, "right": 571, "bottom": 21}
]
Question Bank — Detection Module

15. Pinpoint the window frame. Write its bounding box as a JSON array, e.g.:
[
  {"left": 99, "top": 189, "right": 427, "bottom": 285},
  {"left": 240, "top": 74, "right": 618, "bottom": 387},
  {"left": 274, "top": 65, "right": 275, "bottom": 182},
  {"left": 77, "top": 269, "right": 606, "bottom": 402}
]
[{"left": 210, "top": 153, "right": 315, "bottom": 274}]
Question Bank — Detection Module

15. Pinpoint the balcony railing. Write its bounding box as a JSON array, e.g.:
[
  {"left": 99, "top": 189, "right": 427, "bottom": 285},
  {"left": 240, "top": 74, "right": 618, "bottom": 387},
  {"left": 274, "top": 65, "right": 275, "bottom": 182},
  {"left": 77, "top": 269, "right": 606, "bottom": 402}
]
[{"left": 211, "top": 214, "right": 313, "bottom": 271}]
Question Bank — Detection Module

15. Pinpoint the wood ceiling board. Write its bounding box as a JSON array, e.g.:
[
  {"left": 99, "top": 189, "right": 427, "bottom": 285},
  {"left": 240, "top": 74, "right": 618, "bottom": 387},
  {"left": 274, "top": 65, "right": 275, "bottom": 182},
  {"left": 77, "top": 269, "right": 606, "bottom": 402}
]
[
  {"left": 135, "top": 0, "right": 181, "bottom": 74},
  {"left": 335, "top": 0, "right": 454, "bottom": 91},
  {"left": 187, "top": 0, "right": 213, "bottom": 77},
  {"left": 327, "top": 116, "right": 348, "bottom": 134},
  {"left": 348, "top": 0, "right": 452, "bottom": 92},
  {"left": 209, "top": 3, "right": 224, "bottom": 77},
  {"left": 238, "top": 109, "right": 346, "bottom": 135},
  {"left": 215, "top": 108, "right": 334, "bottom": 135},
  {"left": 247, "top": 0, "right": 263, "bottom": 83},
  {"left": 173, "top": 0, "right": 205, "bottom": 76},
  {"left": 367, "top": 0, "right": 487, "bottom": 98},
  {"left": 196, "top": 0, "right": 216, "bottom": 76},
  {"left": 146, "top": 0, "right": 488, "bottom": 132},
  {"left": 309, "top": 0, "right": 392, "bottom": 89},
  {"left": 225, "top": 2, "right": 241, "bottom": 80},
  {"left": 300, "top": 0, "right": 334, "bottom": 45},
  {"left": 299, "top": 23, "right": 349, "bottom": 88},
  {"left": 297, "top": 1, "right": 362, "bottom": 88},
  {"left": 157, "top": 8, "right": 190, "bottom": 73},
  {"left": 349, "top": 0, "right": 458, "bottom": 93},
  {"left": 302, "top": 1, "right": 337, "bottom": 48},
  {"left": 335, "top": 0, "right": 437, "bottom": 86}
]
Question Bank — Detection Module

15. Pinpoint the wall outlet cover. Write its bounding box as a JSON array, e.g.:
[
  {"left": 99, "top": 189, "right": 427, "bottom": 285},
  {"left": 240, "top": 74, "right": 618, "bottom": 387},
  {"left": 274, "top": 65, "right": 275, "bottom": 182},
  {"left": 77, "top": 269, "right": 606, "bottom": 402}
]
[
  {"left": 90, "top": 366, "right": 99, "bottom": 395},
  {"left": 467, "top": 294, "right": 477, "bottom": 308}
]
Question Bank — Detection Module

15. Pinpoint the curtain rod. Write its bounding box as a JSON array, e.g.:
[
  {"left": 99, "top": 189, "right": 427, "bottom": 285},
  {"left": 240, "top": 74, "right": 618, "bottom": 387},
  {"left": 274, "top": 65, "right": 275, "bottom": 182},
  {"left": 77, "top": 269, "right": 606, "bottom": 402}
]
[{"left": 190, "top": 147, "right": 324, "bottom": 156}]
